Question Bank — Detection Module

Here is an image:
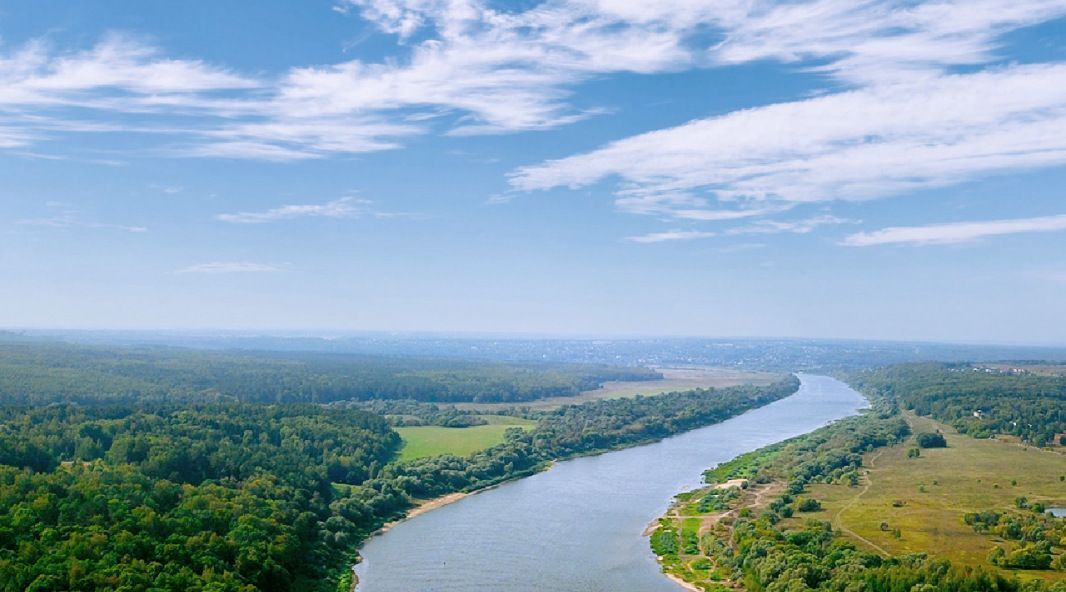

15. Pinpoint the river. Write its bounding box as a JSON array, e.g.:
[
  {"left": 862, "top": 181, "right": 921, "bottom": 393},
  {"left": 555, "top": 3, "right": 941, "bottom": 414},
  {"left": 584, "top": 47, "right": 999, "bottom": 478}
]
[{"left": 354, "top": 373, "right": 867, "bottom": 592}]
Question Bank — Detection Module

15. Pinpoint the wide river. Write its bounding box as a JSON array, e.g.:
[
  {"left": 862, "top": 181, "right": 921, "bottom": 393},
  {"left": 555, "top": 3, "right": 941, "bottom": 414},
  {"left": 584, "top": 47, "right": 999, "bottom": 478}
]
[{"left": 355, "top": 374, "right": 867, "bottom": 592}]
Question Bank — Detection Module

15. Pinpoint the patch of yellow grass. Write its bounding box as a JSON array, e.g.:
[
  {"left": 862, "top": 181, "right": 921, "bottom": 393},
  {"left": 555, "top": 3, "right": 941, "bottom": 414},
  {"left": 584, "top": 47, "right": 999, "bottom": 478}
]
[{"left": 801, "top": 414, "right": 1066, "bottom": 581}]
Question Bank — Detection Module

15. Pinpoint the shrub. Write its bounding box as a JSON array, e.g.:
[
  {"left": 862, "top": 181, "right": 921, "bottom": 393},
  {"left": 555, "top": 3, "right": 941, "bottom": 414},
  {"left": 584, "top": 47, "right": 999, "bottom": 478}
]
[{"left": 916, "top": 432, "right": 947, "bottom": 448}]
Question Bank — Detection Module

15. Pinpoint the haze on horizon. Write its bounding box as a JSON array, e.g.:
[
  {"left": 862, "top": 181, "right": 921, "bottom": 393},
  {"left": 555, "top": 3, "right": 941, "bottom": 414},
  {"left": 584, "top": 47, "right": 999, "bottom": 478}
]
[{"left": 3, "top": 0, "right": 1066, "bottom": 344}]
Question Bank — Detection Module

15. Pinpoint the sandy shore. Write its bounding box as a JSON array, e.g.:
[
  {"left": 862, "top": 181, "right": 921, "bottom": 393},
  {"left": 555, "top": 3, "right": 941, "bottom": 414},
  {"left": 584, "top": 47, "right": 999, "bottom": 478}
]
[
  {"left": 374, "top": 492, "right": 469, "bottom": 535},
  {"left": 665, "top": 571, "right": 703, "bottom": 592},
  {"left": 642, "top": 518, "right": 662, "bottom": 536}
]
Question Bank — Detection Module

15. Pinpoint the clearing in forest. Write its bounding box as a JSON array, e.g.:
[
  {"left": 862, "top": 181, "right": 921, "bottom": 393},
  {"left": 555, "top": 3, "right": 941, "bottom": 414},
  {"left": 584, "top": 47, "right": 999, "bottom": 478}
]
[{"left": 395, "top": 417, "right": 536, "bottom": 461}]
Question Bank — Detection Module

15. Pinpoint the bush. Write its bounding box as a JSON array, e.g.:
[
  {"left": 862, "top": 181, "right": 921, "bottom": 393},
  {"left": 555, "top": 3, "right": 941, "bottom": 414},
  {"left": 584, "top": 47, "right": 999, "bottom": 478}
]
[
  {"left": 797, "top": 498, "right": 822, "bottom": 512},
  {"left": 916, "top": 432, "right": 947, "bottom": 448}
]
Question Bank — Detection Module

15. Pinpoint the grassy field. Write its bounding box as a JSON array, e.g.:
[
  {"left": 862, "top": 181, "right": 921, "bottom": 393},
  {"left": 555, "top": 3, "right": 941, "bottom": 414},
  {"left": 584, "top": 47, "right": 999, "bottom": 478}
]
[
  {"left": 793, "top": 413, "right": 1066, "bottom": 581},
  {"left": 394, "top": 417, "right": 536, "bottom": 461},
  {"left": 456, "top": 367, "right": 782, "bottom": 412},
  {"left": 652, "top": 412, "right": 1066, "bottom": 590}
]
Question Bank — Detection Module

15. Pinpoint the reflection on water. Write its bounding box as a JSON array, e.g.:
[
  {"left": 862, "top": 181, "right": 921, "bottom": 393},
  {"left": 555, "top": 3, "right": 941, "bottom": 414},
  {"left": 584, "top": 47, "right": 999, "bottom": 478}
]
[{"left": 356, "top": 374, "right": 867, "bottom": 592}]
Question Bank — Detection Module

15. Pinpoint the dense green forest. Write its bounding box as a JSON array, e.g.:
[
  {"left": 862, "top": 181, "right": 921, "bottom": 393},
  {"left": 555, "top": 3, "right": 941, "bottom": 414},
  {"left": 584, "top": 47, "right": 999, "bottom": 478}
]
[
  {"left": 851, "top": 363, "right": 1066, "bottom": 446},
  {"left": 342, "top": 399, "right": 493, "bottom": 427},
  {"left": 0, "top": 355, "right": 798, "bottom": 592},
  {"left": 0, "top": 337, "right": 659, "bottom": 405},
  {"left": 0, "top": 404, "right": 402, "bottom": 592}
]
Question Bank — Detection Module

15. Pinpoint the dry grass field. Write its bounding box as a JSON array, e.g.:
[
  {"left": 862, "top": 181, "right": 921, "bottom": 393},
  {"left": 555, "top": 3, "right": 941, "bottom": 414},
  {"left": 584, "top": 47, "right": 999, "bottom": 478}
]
[
  {"left": 455, "top": 367, "right": 783, "bottom": 412},
  {"left": 794, "top": 413, "right": 1066, "bottom": 582}
]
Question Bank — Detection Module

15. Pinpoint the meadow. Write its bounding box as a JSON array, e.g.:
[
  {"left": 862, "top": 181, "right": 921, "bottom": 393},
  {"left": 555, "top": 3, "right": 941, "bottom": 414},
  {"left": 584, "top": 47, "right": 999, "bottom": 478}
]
[
  {"left": 394, "top": 416, "right": 537, "bottom": 460},
  {"left": 793, "top": 413, "right": 1066, "bottom": 581},
  {"left": 652, "top": 407, "right": 1066, "bottom": 591}
]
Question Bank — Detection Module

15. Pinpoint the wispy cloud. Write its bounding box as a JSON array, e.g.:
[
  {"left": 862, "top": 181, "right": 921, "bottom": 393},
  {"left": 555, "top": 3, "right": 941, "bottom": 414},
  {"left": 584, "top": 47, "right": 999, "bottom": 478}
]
[
  {"left": 0, "top": 35, "right": 257, "bottom": 111},
  {"left": 151, "top": 184, "right": 183, "bottom": 195},
  {"left": 3, "top": 1, "right": 1066, "bottom": 164},
  {"left": 842, "top": 214, "right": 1066, "bottom": 246},
  {"left": 17, "top": 212, "right": 147, "bottom": 233},
  {"left": 511, "top": 64, "right": 1066, "bottom": 220},
  {"left": 1026, "top": 269, "right": 1066, "bottom": 284},
  {"left": 215, "top": 197, "right": 368, "bottom": 223},
  {"left": 175, "top": 261, "right": 283, "bottom": 274},
  {"left": 625, "top": 230, "right": 716, "bottom": 243},
  {"left": 710, "top": 0, "right": 1066, "bottom": 85},
  {"left": 728, "top": 215, "right": 855, "bottom": 235}
]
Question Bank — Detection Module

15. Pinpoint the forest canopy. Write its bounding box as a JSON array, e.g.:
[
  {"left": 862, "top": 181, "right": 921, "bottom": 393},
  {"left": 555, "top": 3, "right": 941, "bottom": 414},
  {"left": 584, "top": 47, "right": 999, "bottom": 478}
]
[
  {"left": 0, "top": 336, "right": 659, "bottom": 405},
  {"left": 851, "top": 363, "right": 1066, "bottom": 446}
]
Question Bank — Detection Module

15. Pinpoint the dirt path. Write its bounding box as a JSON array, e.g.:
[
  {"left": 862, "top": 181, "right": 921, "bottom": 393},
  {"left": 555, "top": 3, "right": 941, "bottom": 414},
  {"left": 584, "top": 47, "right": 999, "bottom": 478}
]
[{"left": 832, "top": 449, "right": 891, "bottom": 556}]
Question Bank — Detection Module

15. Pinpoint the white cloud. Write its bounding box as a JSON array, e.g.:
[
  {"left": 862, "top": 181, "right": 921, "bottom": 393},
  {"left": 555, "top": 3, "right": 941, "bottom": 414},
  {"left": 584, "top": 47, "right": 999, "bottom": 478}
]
[
  {"left": 511, "top": 64, "right": 1066, "bottom": 219},
  {"left": 728, "top": 215, "right": 855, "bottom": 235},
  {"left": 0, "top": 35, "right": 257, "bottom": 107},
  {"left": 842, "top": 214, "right": 1066, "bottom": 246},
  {"left": 215, "top": 197, "right": 369, "bottom": 223},
  {"left": 625, "top": 229, "right": 715, "bottom": 243},
  {"left": 709, "top": 0, "right": 1066, "bottom": 84},
  {"left": 287, "top": 0, "right": 696, "bottom": 137},
  {"left": 1, "top": 1, "right": 1065, "bottom": 167},
  {"left": 16, "top": 212, "right": 147, "bottom": 233},
  {"left": 175, "top": 262, "right": 283, "bottom": 274}
]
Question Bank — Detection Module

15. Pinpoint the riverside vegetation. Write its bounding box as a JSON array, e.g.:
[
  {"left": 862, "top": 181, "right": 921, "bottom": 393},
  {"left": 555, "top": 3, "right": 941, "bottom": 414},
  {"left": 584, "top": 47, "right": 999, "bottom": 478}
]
[
  {"left": 0, "top": 337, "right": 800, "bottom": 592},
  {"left": 650, "top": 363, "right": 1066, "bottom": 592}
]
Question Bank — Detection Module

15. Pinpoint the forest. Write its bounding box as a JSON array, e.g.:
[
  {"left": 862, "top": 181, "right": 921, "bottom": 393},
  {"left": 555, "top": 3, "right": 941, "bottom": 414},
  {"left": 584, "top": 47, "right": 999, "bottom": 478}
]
[
  {"left": 851, "top": 363, "right": 1066, "bottom": 446},
  {"left": 0, "top": 335, "right": 659, "bottom": 405},
  {"left": 0, "top": 343, "right": 799, "bottom": 592}
]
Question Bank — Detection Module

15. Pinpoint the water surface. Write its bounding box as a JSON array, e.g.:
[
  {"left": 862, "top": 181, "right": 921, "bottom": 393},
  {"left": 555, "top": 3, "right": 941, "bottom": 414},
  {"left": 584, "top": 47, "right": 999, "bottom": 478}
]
[{"left": 356, "top": 374, "right": 867, "bottom": 592}]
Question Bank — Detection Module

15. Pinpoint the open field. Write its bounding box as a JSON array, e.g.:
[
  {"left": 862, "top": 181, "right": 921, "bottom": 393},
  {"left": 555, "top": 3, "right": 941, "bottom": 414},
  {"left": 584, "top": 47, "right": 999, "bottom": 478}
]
[
  {"left": 794, "top": 413, "right": 1066, "bottom": 581},
  {"left": 395, "top": 417, "right": 536, "bottom": 461},
  {"left": 456, "top": 367, "right": 783, "bottom": 411},
  {"left": 653, "top": 412, "right": 1066, "bottom": 590}
]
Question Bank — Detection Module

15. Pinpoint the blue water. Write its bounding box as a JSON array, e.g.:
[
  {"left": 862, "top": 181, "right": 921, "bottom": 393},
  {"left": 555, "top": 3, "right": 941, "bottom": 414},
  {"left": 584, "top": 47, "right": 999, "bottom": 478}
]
[{"left": 355, "top": 374, "right": 867, "bottom": 592}]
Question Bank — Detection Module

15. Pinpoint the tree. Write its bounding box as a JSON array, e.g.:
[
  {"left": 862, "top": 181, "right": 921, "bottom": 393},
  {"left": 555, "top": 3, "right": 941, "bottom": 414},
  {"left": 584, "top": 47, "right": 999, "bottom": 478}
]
[{"left": 916, "top": 432, "right": 947, "bottom": 448}]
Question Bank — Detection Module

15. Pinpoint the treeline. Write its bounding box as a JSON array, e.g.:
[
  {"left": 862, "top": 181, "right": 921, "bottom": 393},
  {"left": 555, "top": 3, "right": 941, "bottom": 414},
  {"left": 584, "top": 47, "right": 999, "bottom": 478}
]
[
  {"left": 0, "top": 338, "right": 659, "bottom": 405},
  {"left": 675, "top": 407, "right": 1065, "bottom": 591},
  {"left": 342, "top": 399, "right": 490, "bottom": 427},
  {"left": 0, "top": 377, "right": 800, "bottom": 591},
  {"left": 851, "top": 363, "right": 1066, "bottom": 445}
]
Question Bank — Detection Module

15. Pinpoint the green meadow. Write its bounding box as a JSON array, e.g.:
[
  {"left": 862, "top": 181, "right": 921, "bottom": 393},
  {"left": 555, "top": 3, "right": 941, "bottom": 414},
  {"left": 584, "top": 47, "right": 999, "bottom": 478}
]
[{"left": 395, "top": 416, "right": 537, "bottom": 461}]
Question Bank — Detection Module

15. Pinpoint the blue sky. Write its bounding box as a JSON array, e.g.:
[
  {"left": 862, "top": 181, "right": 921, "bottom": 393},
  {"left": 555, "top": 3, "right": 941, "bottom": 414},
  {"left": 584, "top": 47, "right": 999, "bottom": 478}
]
[{"left": 2, "top": 0, "right": 1066, "bottom": 343}]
